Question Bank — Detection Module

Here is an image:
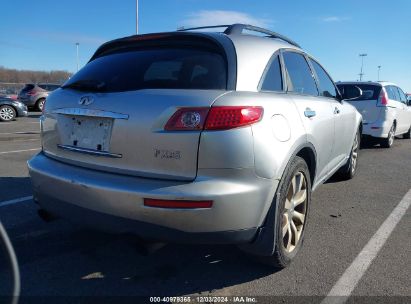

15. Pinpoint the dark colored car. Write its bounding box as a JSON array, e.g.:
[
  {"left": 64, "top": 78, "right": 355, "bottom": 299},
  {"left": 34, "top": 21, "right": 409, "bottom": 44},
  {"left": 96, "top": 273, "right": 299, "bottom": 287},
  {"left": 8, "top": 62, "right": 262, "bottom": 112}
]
[
  {"left": 0, "top": 97, "right": 28, "bottom": 122},
  {"left": 18, "top": 83, "right": 60, "bottom": 111}
]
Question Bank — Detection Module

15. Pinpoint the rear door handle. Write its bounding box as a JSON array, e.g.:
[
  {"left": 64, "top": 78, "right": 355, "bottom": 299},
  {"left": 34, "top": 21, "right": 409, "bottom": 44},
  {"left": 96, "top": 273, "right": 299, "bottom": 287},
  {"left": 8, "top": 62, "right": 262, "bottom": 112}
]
[
  {"left": 334, "top": 107, "right": 340, "bottom": 114},
  {"left": 304, "top": 108, "right": 316, "bottom": 118}
]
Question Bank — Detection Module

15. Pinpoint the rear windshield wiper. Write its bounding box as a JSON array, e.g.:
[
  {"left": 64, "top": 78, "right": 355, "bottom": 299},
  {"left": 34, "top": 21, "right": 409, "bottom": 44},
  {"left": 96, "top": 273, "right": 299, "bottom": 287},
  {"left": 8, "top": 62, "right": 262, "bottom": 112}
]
[{"left": 61, "top": 79, "right": 107, "bottom": 92}]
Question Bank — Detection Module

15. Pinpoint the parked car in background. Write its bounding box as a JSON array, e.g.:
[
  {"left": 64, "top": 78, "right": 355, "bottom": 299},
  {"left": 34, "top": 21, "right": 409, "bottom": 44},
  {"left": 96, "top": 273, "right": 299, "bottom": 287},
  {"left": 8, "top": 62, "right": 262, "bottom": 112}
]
[
  {"left": 407, "top": 93, "right": 411, "bottom": 103},
  {"left": 337, "top": 82, "right": 411, "bottom": 147},
  {"left": 17, "top": 83, "right": 60, "bottom": 111},
  {"left": 0, "top": 89, "right": 18, "bottom": 100},
  {"left": 0, "top": 97, "right": 28, "bottom": 122},
  {"left": 29, "top": 24, "right": 362, "bottom": 268}
]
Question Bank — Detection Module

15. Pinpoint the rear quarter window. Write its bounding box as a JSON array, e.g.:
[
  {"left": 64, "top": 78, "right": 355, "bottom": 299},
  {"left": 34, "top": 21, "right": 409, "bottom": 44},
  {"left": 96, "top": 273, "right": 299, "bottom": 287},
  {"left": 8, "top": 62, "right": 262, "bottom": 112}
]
[{"left": 260, "top": 55, "right": 283, "bottom": 92}]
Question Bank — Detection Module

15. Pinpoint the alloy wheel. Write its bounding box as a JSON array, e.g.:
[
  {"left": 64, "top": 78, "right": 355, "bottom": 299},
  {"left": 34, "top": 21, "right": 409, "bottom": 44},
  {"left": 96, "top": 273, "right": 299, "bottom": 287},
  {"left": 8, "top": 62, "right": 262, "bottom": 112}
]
[
  {"left": 0, "top": 106, "right": 15, "bottom": 121},
  {"left": 38, "top": 99, "right": 45, "bottom": 111},
  {"left": 351, "top": 133, "right": 359, "bottom": 173},
  {"left": 388, "top": 126, "right": 395, "bottom": 146},
  {"left": 282, "top": 172, "right": 308, "bottom": 253}
]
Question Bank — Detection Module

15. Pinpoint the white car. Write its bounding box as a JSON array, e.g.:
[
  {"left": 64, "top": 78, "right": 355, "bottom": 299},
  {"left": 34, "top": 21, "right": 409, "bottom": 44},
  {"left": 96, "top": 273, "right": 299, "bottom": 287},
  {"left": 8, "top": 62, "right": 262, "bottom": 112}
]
[{"left": 337, "top": 81, "right": 411, "bottom": 147}]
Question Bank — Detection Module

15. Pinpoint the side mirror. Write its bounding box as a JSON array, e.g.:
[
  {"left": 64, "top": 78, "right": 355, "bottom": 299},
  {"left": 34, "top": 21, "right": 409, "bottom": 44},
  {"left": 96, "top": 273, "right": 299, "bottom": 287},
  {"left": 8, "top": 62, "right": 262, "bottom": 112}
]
[{"left": 340, "top": 86, "right": 363, "bottom": 101}]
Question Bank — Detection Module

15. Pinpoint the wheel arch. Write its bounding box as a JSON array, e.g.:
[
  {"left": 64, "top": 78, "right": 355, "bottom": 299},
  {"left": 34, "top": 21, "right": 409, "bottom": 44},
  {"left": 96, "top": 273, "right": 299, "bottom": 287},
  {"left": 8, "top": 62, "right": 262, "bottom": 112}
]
[
  {"left": 295, "top": 145, "right": 316, "bottom": 188},
  {"left": 239, "top": 142, "right": 316, "bottom": 257}
]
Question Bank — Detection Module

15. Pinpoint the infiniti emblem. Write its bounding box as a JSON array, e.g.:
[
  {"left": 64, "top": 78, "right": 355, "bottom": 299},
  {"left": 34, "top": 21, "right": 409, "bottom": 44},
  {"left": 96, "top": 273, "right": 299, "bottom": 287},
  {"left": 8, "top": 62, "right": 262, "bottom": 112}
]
[{"left": 79, "top": 95, "right": 94, "bottom": 106}]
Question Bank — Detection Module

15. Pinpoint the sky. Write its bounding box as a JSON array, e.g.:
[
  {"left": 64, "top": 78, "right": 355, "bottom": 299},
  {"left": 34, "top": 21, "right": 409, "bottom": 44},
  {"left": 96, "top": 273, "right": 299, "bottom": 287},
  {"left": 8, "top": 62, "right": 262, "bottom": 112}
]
[{"left": 1, "top": 0, "right": 410, "bottom": 92}]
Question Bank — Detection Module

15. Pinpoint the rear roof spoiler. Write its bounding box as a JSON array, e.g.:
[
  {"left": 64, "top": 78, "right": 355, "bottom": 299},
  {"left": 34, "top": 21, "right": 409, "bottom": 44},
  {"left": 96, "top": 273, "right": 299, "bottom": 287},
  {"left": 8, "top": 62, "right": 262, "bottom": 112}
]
[{"left": 177, "top": 23, "right": 301, "bottom": 48}]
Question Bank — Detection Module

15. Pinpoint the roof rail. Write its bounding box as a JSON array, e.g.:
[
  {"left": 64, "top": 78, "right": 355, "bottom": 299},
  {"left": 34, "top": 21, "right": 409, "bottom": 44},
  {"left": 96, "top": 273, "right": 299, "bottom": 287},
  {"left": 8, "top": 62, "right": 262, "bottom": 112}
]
[{"left": 177, "top": 23, "right": 301, "bottom": 48}]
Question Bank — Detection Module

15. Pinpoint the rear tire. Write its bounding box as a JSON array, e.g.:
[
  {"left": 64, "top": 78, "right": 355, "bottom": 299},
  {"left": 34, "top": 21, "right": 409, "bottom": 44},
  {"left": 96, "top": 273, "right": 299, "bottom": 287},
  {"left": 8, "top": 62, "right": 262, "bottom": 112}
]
[
  {"left": 0, "top": 105, "right": 16, "bottom": 122},
  {"left": 403, "top": 126, "right": 411, "bottom": 139},
  {"left": 257, "top": 156, "right": 311, "bottom": 268},
  {"left": 338, "top": 129, "right": 360, "bottom": 180},
  {"left": 36, "top": 98, "right": 45, "bottom": 112},
  {"left": 381, "top": 124, "right": 395, "bottom": 148}
]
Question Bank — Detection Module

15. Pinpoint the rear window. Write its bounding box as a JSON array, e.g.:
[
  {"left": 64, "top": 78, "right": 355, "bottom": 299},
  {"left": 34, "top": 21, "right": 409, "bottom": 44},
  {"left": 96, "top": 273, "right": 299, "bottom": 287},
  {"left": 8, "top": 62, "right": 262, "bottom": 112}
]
[
  {"left": 337, "top": 84, "right": 381, "bottom": 101},
  {"left": 63, "top": 48, "right": 227, "bottom": 92},
  {"left": 40, "top": 84, "right": 59, "bottom": 91},
  {"left": 22, "top": 84, "right": 34, "bottom": 92}
]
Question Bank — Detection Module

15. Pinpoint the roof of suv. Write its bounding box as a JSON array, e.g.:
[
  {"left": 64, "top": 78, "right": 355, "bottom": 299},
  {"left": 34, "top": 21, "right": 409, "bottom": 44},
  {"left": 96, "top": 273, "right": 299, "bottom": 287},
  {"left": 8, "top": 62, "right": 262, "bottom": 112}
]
[{"left": 337, "top": 81, "right": 398, "bottom": 87}]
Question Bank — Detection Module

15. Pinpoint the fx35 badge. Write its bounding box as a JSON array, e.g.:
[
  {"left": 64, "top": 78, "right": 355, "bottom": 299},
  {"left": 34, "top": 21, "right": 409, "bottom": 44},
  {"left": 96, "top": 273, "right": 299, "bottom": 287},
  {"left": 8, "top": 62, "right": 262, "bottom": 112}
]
[{"left": 154, "top": 149, "right": 181, "bottom": 160}]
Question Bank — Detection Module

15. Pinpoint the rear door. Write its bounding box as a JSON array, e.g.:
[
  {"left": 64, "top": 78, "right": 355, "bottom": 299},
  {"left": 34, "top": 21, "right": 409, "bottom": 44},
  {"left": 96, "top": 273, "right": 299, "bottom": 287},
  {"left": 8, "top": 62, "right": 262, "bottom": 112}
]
[
  {"left": 42, "top": 38, "right": 230, "bottom": 181},
  {"left": 309, "top": 58, "right": 355, "bottom": 170},
  {"left": 281, "top": 50, "right": 335, "bottom": 182},
  {"left": 386, "top": 85, "right": 406, "bottom": 133},
  {"left": 394, "top": 86, "right": 411, "bottom": 133}
]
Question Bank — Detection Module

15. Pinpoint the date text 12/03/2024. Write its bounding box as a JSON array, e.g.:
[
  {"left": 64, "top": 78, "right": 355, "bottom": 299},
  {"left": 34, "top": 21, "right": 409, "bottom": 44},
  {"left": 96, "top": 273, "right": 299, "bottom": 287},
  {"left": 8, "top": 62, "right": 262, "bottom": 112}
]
[{"left": 149, "top": 296, "right": 258, "bottom": 303}]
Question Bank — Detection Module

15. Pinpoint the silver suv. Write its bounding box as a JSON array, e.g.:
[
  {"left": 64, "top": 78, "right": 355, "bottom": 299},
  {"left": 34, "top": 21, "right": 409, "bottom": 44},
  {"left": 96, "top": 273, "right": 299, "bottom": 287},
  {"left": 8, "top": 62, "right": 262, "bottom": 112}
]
[{"left": 28, "top": 24, "right": 362, "bottom": 267}]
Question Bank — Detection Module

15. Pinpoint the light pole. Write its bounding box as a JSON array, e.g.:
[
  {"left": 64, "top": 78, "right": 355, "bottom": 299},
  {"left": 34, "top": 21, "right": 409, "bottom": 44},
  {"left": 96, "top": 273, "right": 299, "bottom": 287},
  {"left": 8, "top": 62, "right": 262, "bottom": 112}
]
[
  {"left": 377, "top": 65, "right": 381, "bottom": 81},
  {"left": 76, "top": 42, "right": 79, "bottom": 72},
  {"left": 359, "top": 53, "right": 367, "bottom": 81},
  {"left": 136, "top": 0, "right": 139, "bottom": 34}
]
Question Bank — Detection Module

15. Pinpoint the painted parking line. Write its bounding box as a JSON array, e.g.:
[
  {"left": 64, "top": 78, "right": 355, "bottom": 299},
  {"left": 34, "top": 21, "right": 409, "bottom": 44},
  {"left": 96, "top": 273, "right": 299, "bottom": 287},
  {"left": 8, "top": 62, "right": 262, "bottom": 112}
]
[
  {"left": 0, "top": 148, "right": 40, "bottom": 155},
  {"left": 4, "top": 138, "right": 39, "bottom": 142},
  {"left": 0, "top": 132, "right": 40, "bottom": 135},
  {"left": 0, "top": 121, "right": 39, "bottom": 124},
  {"left": 321, "top": 188, "right": 411, "bottom": 304},
  {"left": 0, "top": 196, "right": 33, "bottom": 208}
]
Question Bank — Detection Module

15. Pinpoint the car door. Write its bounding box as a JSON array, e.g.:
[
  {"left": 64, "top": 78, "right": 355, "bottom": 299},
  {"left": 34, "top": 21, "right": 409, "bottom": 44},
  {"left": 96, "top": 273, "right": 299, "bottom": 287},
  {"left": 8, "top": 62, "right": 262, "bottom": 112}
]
[
  {"left": 281, "top": 50, "right": 335, "bottom": 182},
  {"left": 309, "top": 58, "right": 356, "bottom": 171},
  {"left": 395, "top": 86, "right": 411, "bottom": 133}
]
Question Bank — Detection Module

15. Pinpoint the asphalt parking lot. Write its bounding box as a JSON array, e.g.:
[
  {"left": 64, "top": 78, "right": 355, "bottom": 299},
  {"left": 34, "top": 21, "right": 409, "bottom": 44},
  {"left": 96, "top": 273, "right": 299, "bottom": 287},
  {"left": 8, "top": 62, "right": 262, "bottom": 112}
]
[{"left": 0, "top": 113, "right": 410, "bottom": 303}]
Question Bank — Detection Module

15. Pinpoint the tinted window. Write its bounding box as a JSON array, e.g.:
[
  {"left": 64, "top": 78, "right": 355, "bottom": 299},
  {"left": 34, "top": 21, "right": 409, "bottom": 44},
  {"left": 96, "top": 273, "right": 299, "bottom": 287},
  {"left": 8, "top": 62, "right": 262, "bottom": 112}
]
[
  {"left": 336, "top": 84, "right": 381, "bottom": 101},
  {"left": 64, "top": 48, "right": 227, "bottom": 92},
  {"left": 22, "top": 84, "right": 34, "bottom": 92},
  {"left": 260, "top": 55, "right": 283, "bottom": 92},
  {"left": 310, "top": 59, "right": 337, "bottom": 98},
  {"left": 396, "top": 87, "right": 407, "bottom": 103},
  {"left": 47, "top": 85, "right": 60, "bottom": 91},
  {"left": 386, "top": 86, "right": 400, "bottom": 101},
  {"left": 283, "top": 52, "right": 318, "bottom": 96}
]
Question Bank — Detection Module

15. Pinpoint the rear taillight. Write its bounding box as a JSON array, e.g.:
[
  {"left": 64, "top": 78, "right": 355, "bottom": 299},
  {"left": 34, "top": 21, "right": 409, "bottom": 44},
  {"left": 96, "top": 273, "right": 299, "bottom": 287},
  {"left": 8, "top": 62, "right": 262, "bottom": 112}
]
[
  {"left": 27, "top": 90, "right": 36, "bottom": 96},
  {"left": 205, "top": 106, "right": 263, "bottom": 130},
  {"left": 144, "top": 198, "right": 213, "bottom": 209},
  {"left": 164, "top": 106, "right": 263, "bottom": 131},
  {"left": 378, "top": 88, "right": 388, "bottom": 106},
  {"left": 164, "top": 108, "right": 209, "bottom": 131}
]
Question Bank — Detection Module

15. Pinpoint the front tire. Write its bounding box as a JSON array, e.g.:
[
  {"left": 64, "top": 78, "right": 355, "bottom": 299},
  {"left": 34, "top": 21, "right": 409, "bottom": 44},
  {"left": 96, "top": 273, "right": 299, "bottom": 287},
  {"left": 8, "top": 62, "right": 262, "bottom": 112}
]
[
  {"left": 258, "top": 156, "right": 311, "bottom": 268},
  {"left": 0, "top": 105, "right": 16, "bottom": 122}
]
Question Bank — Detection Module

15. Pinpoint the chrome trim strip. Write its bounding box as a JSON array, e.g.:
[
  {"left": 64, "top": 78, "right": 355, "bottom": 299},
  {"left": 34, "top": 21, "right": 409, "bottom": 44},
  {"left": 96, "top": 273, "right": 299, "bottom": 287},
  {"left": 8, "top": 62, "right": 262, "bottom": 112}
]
[
  {"left": 52, "top": 108, "right": 129, "bottom": 120},
  {"left": 57, "top": 144, "right": 122, "bottom": 158}
]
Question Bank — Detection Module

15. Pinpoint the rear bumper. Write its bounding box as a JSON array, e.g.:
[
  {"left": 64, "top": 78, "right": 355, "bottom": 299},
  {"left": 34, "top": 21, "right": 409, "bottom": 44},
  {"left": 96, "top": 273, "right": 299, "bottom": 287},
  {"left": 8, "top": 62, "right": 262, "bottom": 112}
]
[
  {"left": 362, "top": 121, "right": 391, "bottom": 138},
  {"left": 28, "top": 153, "right": 276, "bottom": 244},
  {"left": 18, "top": 96, "right": 36, "bottom": 107},
  {"left": 35, "top": 195, "right": 258, "bottom": 243}
]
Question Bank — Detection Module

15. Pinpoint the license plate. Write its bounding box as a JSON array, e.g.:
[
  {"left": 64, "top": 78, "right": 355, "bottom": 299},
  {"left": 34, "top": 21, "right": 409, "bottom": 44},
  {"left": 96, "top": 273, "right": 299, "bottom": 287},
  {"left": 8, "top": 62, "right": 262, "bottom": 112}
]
[{"left": 60, "top": 115, "right": 114, "bottom": 152}]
